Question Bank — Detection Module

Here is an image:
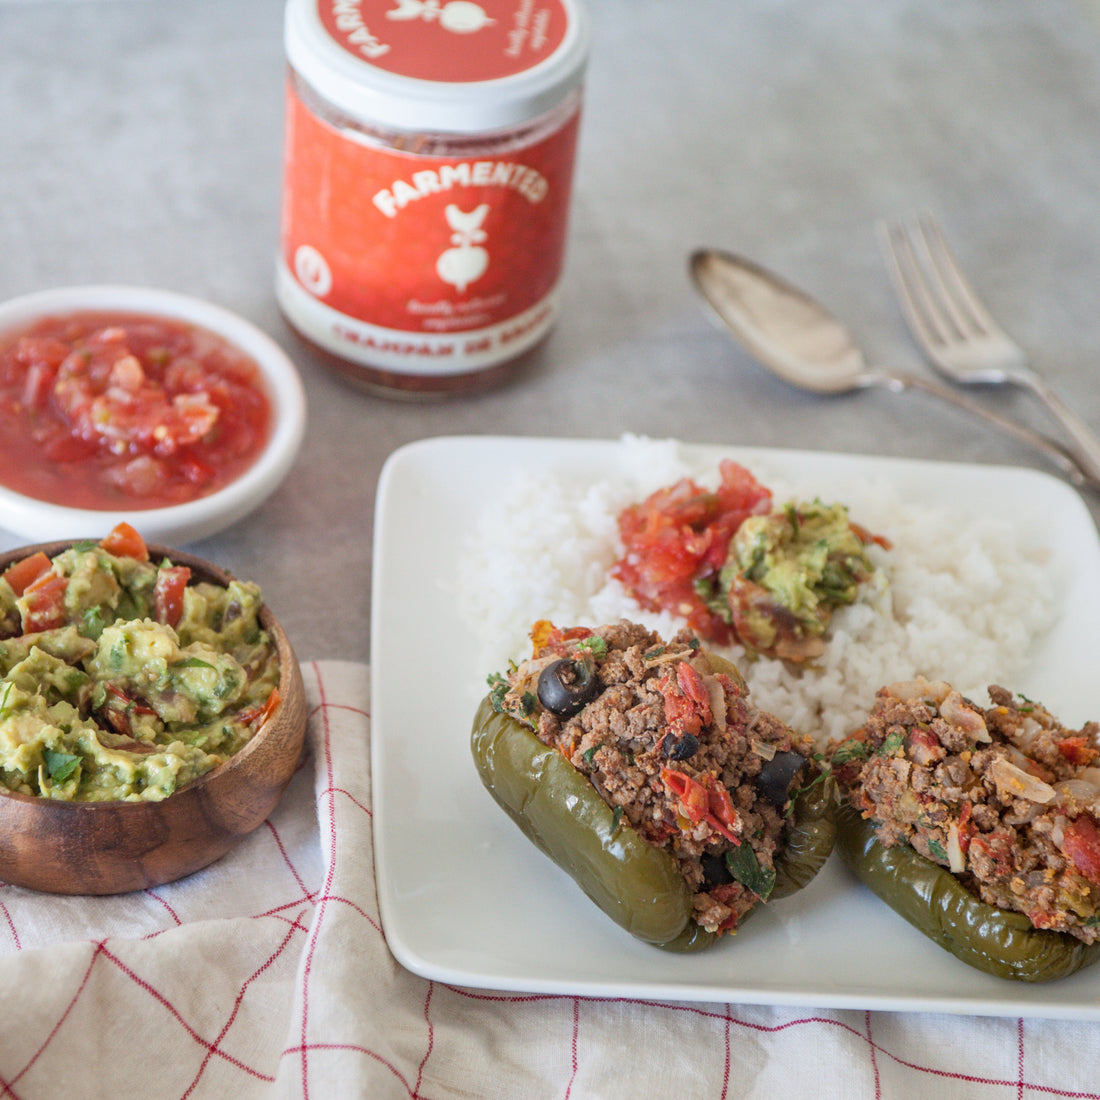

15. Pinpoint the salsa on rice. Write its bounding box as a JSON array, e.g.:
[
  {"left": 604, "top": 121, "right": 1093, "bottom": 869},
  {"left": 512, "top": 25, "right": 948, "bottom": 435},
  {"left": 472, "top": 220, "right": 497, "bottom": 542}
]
[{"left": 611, "top": 460, "right": 888, "bottom": 661}]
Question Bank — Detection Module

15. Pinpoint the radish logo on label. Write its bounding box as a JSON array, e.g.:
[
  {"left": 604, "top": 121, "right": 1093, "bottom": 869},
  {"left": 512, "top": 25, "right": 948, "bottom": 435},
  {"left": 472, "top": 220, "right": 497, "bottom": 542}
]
[
  {"left": 437, "top": 203, "right": 490, "bottom": 292},
  {"left": 294, "top": 244, "right": 333, "bottom": 296},
  {"left": 386, "top": 0, "right": 495, "bottom": 33}
]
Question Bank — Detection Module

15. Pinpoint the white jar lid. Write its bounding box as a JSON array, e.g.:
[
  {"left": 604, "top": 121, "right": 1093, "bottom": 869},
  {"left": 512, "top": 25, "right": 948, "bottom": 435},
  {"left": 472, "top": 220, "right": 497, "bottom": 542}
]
[{"left": 285, "top": 0, "right": 590, "bottom": 135}]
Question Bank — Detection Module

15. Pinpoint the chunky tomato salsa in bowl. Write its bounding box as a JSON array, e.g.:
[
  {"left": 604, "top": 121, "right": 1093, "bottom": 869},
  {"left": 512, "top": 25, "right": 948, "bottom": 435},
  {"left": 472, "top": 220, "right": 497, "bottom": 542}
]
[{"left": 0, "top": 285, "right": 306, "bottom": 543}]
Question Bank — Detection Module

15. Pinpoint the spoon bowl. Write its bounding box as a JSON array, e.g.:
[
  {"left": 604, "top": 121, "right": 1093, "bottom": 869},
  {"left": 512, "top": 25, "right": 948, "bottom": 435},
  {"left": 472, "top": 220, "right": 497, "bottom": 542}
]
[
  {"left": 689, "top": 249, "right": 866, "bottom": 394},
  {"left": 688, "top": 247, "right": 1094, "bottom": 490}
]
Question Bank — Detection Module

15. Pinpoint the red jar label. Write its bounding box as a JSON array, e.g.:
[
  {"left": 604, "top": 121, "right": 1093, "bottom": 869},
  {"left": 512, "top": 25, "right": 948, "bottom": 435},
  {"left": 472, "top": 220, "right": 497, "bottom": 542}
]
[
  {"left": 278, "top": 79, "right": 581, "bottom": 374},
  {"left": 318, "top": 0, "right": 570, "bottom": 82}
]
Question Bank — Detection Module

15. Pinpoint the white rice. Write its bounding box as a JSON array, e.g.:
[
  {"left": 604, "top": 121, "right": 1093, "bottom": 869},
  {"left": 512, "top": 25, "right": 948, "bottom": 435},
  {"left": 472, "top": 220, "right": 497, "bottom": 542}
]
[{"left": 456, "top": 436, "right": 1058, "bottom": 747}]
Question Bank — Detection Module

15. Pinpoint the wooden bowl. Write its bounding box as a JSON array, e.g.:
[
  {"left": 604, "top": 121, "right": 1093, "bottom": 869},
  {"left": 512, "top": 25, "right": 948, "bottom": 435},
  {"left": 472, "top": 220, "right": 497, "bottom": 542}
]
[{"left": 0, "top": 541, "right": 308, "bottom": 895}]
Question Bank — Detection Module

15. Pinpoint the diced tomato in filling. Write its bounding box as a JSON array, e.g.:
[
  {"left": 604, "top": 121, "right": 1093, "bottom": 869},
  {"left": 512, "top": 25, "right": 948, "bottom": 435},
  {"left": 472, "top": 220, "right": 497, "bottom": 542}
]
[
  {"left": 704, "top": 782, "right": 742, "bottom": 843},
  {"left": 661, "top": 767, "right": 742, "bottom": 844},
  {"left": 530, "top": 620, "right": 597, "bottom": 657},
  {"left": 657, "top": 662, "right": 712, "bottom": 738},
  {"left": 906, "top": 727, "right": 946, "bottom": 765},
  {"left": 611, "top": 460, "right": 772, "bottom": 643},
  {"left": 1061, "top": 814, "right": 1100, "bottom": 885},
  {"left": 956, "top": 800, "right": 976, "bottom": 855},
  {"left": 1057, "top": 736, "right": 1099, "bottom": 767},
  {"left": 709, "top": 883, "right": 749, "bottom": 933},
  {"left": 1026, "top": 908, "right": 1066, "bottom": 931},
  {"left": 968, "top": 829, "right": 1018, "bottom": 878},
  {"left": 662, "top": 767, "right": 710, "bottom": 822}
]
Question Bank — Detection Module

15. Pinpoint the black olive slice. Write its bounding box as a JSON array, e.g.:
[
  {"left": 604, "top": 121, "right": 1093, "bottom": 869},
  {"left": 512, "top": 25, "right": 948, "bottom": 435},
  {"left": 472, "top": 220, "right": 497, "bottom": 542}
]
[
  {"left": 537, "top": 658, "right": 599, "bottom": 717},
  {"left": 662, "top": 732, "right": 700, "bottom": 761},
  {"left": 756, "top": 750, "right": 807, "bottom": 806},
  {"left": 701, "top": 851, "right": 734, "bottom": 889}
]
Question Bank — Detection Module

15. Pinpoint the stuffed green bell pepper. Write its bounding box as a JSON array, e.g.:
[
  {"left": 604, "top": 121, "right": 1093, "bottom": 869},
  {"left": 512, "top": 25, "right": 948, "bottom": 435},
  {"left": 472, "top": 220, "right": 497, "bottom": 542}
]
[
  {"left": 831, "top": 677, "right": 1100, "bottom": 982},
  {"left": 471, "top": 619, "right": 836, "bottom": 951}
]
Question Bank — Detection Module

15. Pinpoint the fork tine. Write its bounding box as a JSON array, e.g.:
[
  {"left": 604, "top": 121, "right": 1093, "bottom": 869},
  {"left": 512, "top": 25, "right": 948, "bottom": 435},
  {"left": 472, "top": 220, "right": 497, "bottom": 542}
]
[
  {"left": 878, "top": 217, "right": 955, "bottom": 354},
  {"left": 909, "top": 213, "right": 1001, "bottom": 340}
]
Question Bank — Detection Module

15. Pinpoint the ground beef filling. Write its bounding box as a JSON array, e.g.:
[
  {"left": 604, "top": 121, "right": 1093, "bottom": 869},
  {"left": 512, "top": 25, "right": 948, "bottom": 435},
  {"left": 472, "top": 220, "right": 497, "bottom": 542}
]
[
  {"left": 832, "top": 677, "right": 1100, "bottom": 943},
  {"left": 497, "top": 619, "right": 813, "bottom": 935}
]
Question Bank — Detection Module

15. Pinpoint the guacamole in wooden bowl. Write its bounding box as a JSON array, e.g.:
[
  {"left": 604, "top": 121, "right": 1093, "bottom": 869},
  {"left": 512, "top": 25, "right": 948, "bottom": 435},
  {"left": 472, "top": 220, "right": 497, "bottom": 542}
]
[{"left": 0, "top": 523, "right": 306, "bottom": 894}]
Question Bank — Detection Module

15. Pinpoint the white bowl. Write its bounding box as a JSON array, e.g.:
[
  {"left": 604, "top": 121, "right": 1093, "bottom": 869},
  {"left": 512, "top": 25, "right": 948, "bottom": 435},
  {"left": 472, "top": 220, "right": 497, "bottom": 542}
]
[{"left": 0, "top": 285, "right": 306, "bottom": 544}]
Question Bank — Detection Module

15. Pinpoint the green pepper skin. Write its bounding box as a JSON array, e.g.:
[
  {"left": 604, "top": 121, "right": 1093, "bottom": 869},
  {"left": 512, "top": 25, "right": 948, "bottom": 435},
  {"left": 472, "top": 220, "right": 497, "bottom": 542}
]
[
  {"left": 471, "top": 696, "right": 713, "bottom": 950},
  {"left": 772, "top": 772, "right": 836, "bottom": 901},
  {"left": 471, "top": 694, "right": 837, "bottom": 951},
  {"left": 836, "top": 802, "right": 1100, "bottom": 982}
]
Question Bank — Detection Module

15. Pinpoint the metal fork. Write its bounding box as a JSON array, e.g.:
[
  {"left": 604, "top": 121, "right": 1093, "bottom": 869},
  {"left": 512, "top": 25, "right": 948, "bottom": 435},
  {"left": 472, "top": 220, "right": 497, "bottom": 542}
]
[{"left": 878, "top": 212, "right": 1100, "bottom": 486}]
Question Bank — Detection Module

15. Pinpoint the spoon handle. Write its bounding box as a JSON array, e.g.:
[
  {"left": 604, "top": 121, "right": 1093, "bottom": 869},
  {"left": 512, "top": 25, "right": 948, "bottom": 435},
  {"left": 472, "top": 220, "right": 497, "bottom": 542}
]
[{"left": 867, "top": 369, "right": 1100, "bottom": 492}]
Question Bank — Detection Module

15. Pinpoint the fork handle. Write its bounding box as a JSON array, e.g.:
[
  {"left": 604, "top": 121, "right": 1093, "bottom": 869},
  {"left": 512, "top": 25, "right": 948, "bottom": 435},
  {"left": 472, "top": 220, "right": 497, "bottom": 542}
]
[
  {"left": 868, "top": 369, "right": 1100, "bottom": 492},
  {"left": 1010, "top": 371, "right": 1100, "bottom": 486}
]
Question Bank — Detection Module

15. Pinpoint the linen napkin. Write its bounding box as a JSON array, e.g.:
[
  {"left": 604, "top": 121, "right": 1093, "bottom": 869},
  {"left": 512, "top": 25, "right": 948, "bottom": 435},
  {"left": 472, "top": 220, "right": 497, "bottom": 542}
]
[{"left": 1, "top": 660, "right": 1099, "bottom": 1100}]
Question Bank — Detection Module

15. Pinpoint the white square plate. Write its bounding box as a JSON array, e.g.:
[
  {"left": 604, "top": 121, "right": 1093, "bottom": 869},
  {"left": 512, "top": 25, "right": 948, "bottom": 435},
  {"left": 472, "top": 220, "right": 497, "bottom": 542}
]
[{"left": 370, "top": 436, "right": 1100, "bottom": 1018}]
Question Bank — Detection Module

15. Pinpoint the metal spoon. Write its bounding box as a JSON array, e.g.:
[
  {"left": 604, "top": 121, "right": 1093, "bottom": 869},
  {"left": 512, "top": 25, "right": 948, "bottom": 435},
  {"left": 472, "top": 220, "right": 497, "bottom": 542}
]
[{"left": 688, "top": 248, "right": 1097, "bottom": 491}]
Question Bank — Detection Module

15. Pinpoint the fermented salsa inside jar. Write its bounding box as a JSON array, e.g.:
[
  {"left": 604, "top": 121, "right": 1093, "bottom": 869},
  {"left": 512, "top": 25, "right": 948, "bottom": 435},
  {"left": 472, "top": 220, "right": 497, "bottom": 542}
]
[{"left": 0, "top": 311, "right": 273, "bottom": 510}]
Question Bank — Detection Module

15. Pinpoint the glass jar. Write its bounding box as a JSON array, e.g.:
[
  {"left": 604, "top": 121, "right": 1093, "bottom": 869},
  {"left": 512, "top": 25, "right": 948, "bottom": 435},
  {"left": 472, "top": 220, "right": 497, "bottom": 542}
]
[{"left": 277, "top": 0, "right": 590, "bottom": 396}]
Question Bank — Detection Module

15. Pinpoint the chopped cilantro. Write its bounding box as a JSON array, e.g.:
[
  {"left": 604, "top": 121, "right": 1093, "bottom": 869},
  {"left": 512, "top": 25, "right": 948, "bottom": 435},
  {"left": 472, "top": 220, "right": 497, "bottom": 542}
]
[
  {"left": 81, "top": 605, "right": 108, "bottom": 639},
  {"left": 43, "top": 749, "right": 81, "bottom": 783},
  {"left": 831, "top": 740, "right": 870, "bottom": 765},
  {"left": 486, "top": 672, "right": 509, "bottom": 712},
  {"left": 176, "top": 657, "right": 216, "bottom": 670},
  {"left": 488, "top": 662, "right": 532, "bottom": 715},
  {"left": 583, "top": 743, "right": 602, "bottom": 763},
  {"left": 577, "top": 636, "right": 608, "bottom": 657},
  {"left": 926, "top": 837, "right": 948, "bottom": 863},
  {"left": 694, "top": 576, "right": 728, "bottom": 619},
  {"left": 878, "top": 731, "right": 905, "bottom": 756},
  {"left": 786, "top": 764, "right": 827, "bottom": 813}
]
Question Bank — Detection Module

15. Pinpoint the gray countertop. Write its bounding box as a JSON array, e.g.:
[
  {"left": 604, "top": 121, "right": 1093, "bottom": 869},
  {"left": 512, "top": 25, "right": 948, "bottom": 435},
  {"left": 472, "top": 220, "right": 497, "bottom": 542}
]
[{"left": 4, "top": 0, "right": 1100, "bottom": 664}]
